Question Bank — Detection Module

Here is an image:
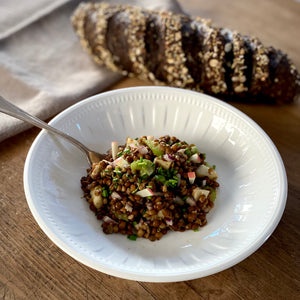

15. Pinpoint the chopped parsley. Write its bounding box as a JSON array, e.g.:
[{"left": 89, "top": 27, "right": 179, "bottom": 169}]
[
  {"left": 184, "top": 148, "right": 192, "bottom": 157},
  {"left": 127, "top": 234, "right": 137, "bottom": 241},
  {"left": 154, "top": 167, "right": 178, "bottom": 188},
  {"left": 165, "top": 178, "right": 178, "bottom": 188},
  {"left": 102, "top": 189, "right": 108, "bottom": 198}
]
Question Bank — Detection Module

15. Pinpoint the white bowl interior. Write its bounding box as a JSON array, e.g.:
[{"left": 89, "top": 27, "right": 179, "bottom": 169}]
[{"left": 24, "top": 87, "right": 287, "bottom": 282}]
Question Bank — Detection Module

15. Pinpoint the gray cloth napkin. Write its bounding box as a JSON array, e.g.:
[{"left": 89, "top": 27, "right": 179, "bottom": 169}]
[{"left": 0, "top": 0, "right": 183, "bottom": 142}]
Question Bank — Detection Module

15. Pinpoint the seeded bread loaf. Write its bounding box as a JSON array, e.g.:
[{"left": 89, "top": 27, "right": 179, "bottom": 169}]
[{"left": 71, "top": 2, "right": 300, "bottom": 103}]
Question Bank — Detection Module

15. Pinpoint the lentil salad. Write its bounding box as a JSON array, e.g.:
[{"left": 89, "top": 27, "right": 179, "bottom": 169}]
[{"left": 81, "top": 135, "right": 219, "bottom": 241}]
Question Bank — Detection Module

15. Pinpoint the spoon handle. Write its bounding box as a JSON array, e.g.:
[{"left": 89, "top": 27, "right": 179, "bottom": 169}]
[{"left": 0, "top": 95, "right": 89, "bottom": 154}]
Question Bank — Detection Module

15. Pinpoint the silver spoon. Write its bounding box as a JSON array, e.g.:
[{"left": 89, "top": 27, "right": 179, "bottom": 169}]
[{"left": 0, "top": 95, "right": 106, "bottom": 166}]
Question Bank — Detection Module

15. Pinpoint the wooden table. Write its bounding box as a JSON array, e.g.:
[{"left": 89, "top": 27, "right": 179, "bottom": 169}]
[{"left": 0, "top": 0, "right": 299, "bottom": 299}]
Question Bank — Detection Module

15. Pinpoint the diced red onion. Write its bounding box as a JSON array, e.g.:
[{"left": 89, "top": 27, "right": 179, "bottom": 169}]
[
  {"left": 186, "top": 196, "right": 196, "bottom": 206},
  {"left": 131, "top": 147, "right": 139, "bottom": 154},
  {"left": 103, "top": 216, "right": 117, "bottom": 224},
  {"left": 163, "top": 154, "right": 174, "bottom": 161},
  {"left": 111, "top": 192, "right": 121, "bottom": 200},
  {"left": 138, "top": 146, "right": 148, "bottom": 155},
  {"left": 165, "top": 218, "right": 173, "bottom": 226},
  {"left": 125, "top": 202, "right": 133, "bottom": 212},
  {"left": 177, "top": 149, "right": 186, "bottom": 154},
  {"left": 128, "top": 143, "right": 138, "bottom": 149},
  {"left": 146, "top": 203, "right": 153, "bottom": 210}
]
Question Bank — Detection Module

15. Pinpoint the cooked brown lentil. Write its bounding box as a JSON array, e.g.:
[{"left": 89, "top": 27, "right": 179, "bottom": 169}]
[{"left": 81, "top": 135, "right": 219, "bottom": 241}]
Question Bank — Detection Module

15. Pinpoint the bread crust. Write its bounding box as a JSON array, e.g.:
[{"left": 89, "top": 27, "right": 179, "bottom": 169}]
[{"left": 72, "top": 2, "right": 300, "bottom": 103}]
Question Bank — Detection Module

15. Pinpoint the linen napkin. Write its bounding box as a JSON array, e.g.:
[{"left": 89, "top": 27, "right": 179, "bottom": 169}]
[{"left": 0, "top": 0, "right": 183, "bottom": 142}]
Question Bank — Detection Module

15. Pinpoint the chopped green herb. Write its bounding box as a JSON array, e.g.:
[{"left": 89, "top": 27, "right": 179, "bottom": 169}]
[
  {"left": 127, "top": 234, "right": 137, "bottom": 241},
  {"left": 170, "top": 168, "right": 178, "bottom": 175},
  {"left": 113, "top": 178, "right": 119, "bottom": 182},
  {"left": 206, "top": 187, "right": 217, "bottom": 201},
  {"left": 102, "top": 189, "right": 108, "bottom": 197},
  {"left": 154, "top": 174, "right": 166, "bottom": 184},
  {"left": 193, "top": 229, "right": 199, "bottom": 232},
  {"left": 133, "top": 221, "right": 137, "bottom": 226},
  {"left": 155, "top": 167, "right": 178, "bottom": 188},
  {"left": 116, "top": 151, "right": 123, "bottom": 157},
  {"left": 123, "top": 149, "right": 131, "bottom": 154},
  {"left": 132, "top": 187, "right": 139, "bottom": 194},
  {"left": 140, "top": 174, "right": 149, "bottom": 181},
  {"left": 165, "top": 178, "right": 178, "bottom": 188},
  {"left": 184, "top": 148, "right": 192, "bottom": 157},
  {"left": 212, "top": 165, "right": 216, "bottom": 170},
  {"left": 157, "top": 167, "right": 163, "bottom": 175}
]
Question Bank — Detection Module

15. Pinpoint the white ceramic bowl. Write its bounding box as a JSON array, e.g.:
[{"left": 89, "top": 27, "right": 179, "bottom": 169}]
[{"left": 24, "top": 86, "right": 287, "bottom": 282}]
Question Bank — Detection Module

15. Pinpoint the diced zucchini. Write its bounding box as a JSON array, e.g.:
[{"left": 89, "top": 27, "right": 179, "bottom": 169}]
[{"left": 143, "top": 139, "right": 164, "bottom": 156}]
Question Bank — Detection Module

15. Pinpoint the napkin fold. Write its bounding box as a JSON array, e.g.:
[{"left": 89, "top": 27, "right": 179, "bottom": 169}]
[{"left": 0, "top": 0, "right": 183, "bottom": 142}]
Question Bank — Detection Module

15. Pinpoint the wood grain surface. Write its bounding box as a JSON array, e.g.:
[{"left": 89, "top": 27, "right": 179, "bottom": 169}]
[{"left": 0, "top": 0, "right": 299, "bottom": 299}]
